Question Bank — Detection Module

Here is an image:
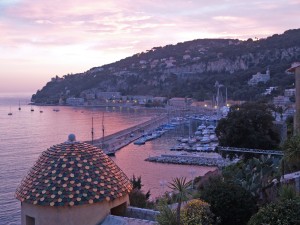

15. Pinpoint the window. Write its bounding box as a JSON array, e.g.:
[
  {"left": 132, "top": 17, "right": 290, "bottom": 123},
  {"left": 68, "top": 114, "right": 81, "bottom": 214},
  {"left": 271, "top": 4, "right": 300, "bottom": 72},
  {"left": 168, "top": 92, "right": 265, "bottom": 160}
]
[{"left": 26, "top": 215, "right": 35, "bottom": 225}]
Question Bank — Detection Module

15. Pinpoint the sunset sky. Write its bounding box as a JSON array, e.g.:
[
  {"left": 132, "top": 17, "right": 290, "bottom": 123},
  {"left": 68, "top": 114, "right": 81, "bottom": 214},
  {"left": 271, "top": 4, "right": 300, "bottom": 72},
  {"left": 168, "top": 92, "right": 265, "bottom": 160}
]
[{"left": 0, "top": 0, "right": 299, "bottom": 93}]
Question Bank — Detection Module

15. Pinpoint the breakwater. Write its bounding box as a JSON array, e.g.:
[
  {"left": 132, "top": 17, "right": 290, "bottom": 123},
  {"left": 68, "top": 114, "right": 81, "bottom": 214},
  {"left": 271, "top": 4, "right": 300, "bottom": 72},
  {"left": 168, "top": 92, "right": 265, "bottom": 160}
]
[
  {"left": 145, "top": 153, "right": 238, "bottom": 167},
  {"left": 88, "top": 113, "right": 169, "bottom": 154}
]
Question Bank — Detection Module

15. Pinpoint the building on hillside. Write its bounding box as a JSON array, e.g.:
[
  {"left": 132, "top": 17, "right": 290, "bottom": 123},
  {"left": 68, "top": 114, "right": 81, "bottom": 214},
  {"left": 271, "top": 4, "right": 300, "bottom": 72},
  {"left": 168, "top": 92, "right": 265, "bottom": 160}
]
[
  {"left": 132, "top": 95, "right": 154, "bottom": 105},
  {"left": 15, "top": 134, "right": 132, "bottom": 225},
  {"left": 96, "top": 92, "right": 121, "bottom": 100},
  {"left": 248, "top": 68, "right": 270, "bottom": 86},
  {"left": 169, "top": 97, "right": 193, "bottom": 108},
  {"left": 273, "top": 96, "right": 291, "bottom": 106},
  {"left": 66, "top": 97, "right": 84, "bottom": 106},
  {"left": 224, "top": 100, "right": 245, "bottom": 107},
  {"left": 191, "top": 100, "right": 213, "bottom": 108},
  {"left": 286, "top": 62, "right": 300, "bottom": 134},
  {"left": 263, "top": 87, "right": 277, "bottom": 95},
  {"left": 284, "top": 88, "right": 296, "bottom": 97},
  {"left": 153, "top": 97, "right": 167, "bottom": 103}
]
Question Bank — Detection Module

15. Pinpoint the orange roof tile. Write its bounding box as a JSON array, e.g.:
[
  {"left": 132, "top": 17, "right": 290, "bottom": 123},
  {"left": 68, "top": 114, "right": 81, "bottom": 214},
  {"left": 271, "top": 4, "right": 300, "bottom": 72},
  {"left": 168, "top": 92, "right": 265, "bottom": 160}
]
[{"left": 15, "top": 141, "right": 132, "bottom": 207}]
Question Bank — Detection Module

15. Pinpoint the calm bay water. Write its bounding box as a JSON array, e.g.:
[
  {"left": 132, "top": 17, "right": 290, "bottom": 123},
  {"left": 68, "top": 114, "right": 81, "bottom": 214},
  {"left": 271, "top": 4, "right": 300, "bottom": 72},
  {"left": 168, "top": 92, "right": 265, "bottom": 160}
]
[{"left": 0, "top": 93, "right": 215, "bottom": 225}]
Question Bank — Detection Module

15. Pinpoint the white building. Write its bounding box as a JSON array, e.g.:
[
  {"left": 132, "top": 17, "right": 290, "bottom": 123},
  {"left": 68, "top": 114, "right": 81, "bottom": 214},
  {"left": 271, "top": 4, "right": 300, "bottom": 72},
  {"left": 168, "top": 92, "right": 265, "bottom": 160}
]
[
  {"left": 96, "top": 92, "right": 121, "bottom": 100},
  {"left": 263, "top": 87, "right": 277, "bottom": 95},
  {"left": 273, "top": 96, "right": 291, "bottom": 106},
  {"left": 248, "top": 68, "right": 270, "bottom": 86},
  {"left": 66, "top": 97, "right": 84, "bottom": 106},
  {"left": 169, "top": 97, "right": 193, "bottom": 108},
  {"left": 284, "top": 88, "right": 296, "bottom": 97}
]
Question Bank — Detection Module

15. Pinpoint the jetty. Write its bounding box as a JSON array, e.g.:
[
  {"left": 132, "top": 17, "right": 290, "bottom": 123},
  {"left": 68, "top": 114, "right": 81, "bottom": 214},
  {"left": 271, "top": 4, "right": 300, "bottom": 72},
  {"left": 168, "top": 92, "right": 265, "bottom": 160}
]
[
  {"left": 217, "top": 146, "right": 284, "bottom": 156},
  {"left": 87, "top": 113, "right": 169, "bottom": 154},
  {"left": 145, "top": 153, "right": 238, "bottom": 167}
]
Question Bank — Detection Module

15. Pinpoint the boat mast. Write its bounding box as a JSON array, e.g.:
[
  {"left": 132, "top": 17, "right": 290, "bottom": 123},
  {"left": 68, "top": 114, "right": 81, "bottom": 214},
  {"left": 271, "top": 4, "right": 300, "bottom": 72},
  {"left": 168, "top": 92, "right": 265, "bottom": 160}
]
[
  {"left": 91, "top": 117, "right": 94, "bottom": 144},
  {"left": 225, "top": 87, "right": 228, "bottom": 106},
  {"left": 102, "top": 112, "right": 105, "bottom": 149}
]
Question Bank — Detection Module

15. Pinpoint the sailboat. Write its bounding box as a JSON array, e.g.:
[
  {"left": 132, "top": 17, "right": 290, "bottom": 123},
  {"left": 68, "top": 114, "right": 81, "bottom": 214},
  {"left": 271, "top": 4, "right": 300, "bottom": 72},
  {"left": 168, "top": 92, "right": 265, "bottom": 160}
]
[
  {"left": 30, "top": 105, "right": 34, "bottom": 112},
  {"left": 8, "top": 106, "right": 12, "bottom": 116},
  {"left": 18, "top": 101, "right": 21, "bottom": 111},
  {"left": 39, "top": 107, "right": 43, "bottom": 113}
]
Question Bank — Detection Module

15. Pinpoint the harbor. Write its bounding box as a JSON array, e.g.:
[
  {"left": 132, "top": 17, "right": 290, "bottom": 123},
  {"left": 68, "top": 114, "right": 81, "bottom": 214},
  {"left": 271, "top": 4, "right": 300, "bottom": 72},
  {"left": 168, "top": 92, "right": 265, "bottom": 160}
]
[
  {"left": 88, "top": 110, "right": 222, "bottom": 156},
  {"left": 88, "top": 113, "right": 170, "bottom": 154}
]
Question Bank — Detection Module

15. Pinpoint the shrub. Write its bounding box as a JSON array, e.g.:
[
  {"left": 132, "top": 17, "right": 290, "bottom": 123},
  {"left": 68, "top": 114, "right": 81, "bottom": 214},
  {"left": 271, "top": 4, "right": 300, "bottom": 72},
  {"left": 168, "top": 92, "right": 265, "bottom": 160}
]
[
  {"left": 156, "top": 200, "right": 177, "bottom": 225},
  {"left": 248, "top": 199, "right": 300, "bottom": 225},
  {"left": 129, "top": 189, "right": 147, "bottom": 208},
  {"left": 181, "top": 199, "right": 216, "bottom": 225},
  {"left": 278, "top": 184, "right": 299, "bottom": 201},
  {"left": 201, "top": 177, "right": 257, "bottom": 225}
]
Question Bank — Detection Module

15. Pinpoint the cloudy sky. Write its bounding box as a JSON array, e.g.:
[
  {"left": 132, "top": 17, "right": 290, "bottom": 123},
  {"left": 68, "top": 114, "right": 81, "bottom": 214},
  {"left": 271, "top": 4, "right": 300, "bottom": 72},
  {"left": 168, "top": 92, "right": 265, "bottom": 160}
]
[{"left": 0, "top": 0, "right": 299, "bottom": 93}]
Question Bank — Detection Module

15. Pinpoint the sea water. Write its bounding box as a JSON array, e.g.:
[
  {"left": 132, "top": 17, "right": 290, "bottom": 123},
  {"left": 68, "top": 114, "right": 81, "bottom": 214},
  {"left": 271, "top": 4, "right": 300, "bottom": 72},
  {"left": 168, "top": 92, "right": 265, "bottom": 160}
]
[{"left": 0, "top": 93, "right": 215, "bottom": 225}]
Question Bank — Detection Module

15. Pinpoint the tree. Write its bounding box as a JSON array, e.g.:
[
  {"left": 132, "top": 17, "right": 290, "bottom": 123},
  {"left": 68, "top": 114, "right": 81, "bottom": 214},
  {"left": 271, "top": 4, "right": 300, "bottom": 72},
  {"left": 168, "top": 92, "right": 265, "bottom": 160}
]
[
  {"left": 129, "top": 175, "right": 151, "bottom": 208},
  {"left": 282, "top": 134, "right": 300, "bottom": 172},
  {"left": 168, "top": 177, "right": 191, "bottom": 225},
  {"left": 181, "top": 199, "right": 216, "bottom": 225},
  {"left": 201, "top": 177, "right": 257, "bottom": 225},
  {"left": 216, "top": 102, "right": 280, "bottom": 149},
  {"left": 248, "top": 199, "right": 300, "bottom": 225}
]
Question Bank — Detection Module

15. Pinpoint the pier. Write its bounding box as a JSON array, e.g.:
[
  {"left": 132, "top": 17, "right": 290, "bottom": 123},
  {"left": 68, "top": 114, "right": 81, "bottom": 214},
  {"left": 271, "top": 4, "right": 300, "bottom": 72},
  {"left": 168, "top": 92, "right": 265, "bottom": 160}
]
[
  {"left": 145, "top": 153, "right": 238, "bottom": 167},
  {"left": 217, "top": 146, "right": 284, "bottom": 156},
  {"left": 87, "top": 113, "right": 169, "bottom": 154}
]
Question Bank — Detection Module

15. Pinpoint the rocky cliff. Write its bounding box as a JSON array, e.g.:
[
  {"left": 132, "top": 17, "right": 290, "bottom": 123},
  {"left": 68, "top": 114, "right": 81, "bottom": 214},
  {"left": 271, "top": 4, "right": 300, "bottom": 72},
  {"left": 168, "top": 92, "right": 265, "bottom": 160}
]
[{"left": 32, "top": 29, "right": 300, "bottom": 104}]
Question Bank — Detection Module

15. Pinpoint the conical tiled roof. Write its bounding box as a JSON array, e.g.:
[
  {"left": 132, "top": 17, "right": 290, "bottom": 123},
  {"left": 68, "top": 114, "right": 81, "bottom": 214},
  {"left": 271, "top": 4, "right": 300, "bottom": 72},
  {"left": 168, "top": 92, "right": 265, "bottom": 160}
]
[{"left": 15, "top": 138, "right": 132, "bottom": 207}]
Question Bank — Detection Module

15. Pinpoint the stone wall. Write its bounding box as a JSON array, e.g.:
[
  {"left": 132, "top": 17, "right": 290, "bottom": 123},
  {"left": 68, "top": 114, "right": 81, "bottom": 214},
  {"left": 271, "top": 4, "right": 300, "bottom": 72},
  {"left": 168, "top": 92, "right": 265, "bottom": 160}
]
[{"left": 126, "top": 206, "right": 160, "bottom": 221}]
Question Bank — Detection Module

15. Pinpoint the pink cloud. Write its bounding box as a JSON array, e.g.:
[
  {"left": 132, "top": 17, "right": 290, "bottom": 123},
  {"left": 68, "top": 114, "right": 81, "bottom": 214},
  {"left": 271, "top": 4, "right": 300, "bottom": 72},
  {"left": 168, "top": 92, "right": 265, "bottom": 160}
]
[{"left": 0, "top": 0, "right": 299, "bottom": 92}]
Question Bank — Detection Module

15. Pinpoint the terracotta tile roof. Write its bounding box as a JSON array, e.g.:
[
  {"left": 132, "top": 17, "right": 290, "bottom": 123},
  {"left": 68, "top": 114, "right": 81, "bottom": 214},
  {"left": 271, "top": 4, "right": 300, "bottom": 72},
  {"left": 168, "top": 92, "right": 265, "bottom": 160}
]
[{"left": 15, "top": 141, "right": 132, "bottom": 207}]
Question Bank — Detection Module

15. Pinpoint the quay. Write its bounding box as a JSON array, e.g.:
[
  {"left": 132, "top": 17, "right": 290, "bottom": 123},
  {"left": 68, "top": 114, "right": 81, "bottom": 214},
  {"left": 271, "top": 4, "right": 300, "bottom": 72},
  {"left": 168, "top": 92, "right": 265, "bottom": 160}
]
[
  {"left": 217, "top": 146, "right": 284, "bottom": 156},
  {"left": 87, "top": 113, "right": 169, "bottom": 154},
  {"left": 145, "top": 153, "right": 238, "bottom": 167}
]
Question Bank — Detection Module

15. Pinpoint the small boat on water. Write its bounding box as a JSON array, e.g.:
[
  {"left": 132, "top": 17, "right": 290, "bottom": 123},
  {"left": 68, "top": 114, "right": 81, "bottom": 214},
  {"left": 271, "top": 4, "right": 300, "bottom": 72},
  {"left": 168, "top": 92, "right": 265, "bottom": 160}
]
[
  {"left": 134, "top": 138, "right": 146, "bottom": 145},
  {"left": 201, "top": 135, "right": 211, "bottom": 144},
  {"left": 18, "top": 101, "right": 21, "bottom": 111},
  {"left": 8, "top": 106, "right": 13, "bottom": 115},
  {"left": 53, "top": 108, "right": 60, "bottom": 112},
  {"left": 106, "top": 151, "right": 115, "bottom": 156}
]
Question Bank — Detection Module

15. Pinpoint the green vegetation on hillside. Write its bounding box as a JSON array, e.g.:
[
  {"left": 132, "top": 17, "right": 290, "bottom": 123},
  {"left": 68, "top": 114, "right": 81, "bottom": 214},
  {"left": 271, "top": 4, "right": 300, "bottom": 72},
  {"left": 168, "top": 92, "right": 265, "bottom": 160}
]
[{"left": 32, "top": 29, "right": 300, "bottom": 103}]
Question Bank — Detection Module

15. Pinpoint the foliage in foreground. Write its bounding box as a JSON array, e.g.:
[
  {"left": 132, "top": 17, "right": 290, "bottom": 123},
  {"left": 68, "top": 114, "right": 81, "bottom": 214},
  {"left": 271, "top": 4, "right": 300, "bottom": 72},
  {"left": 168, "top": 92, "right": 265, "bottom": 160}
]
[
  {"left": 216, "top": 102, "right": 280, "bottom": 150},
  {"left": 181, "top": 199, "right": 216, "bottom": 225},
  {"left": 248, "top": 199, "right": 300, "bottom": 225},
  {"left": 222, "top": 155, "right": 281, "bottom": 202},
  {"left": 200, "top": 177, "right": 257, "bottom": 225},
  {"left": 156, "top": 200, "right": 177, "bottom": 225},
  {"left": 168, "top": 177, "right": 192, "bottom": 225},
  {"left": 282, "top": 134, "right": 300, "bottom": 172},
  {"left": 129, "top": 175, "right": 152, "bottom": 208}
]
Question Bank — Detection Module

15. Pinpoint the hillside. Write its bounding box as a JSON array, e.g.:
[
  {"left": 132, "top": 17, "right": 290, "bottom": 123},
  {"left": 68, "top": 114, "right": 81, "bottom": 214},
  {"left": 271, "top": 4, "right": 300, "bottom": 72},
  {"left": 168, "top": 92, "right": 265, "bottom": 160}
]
[{"left": 32, "top": 29, "right": 300, "bottom": 104}]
